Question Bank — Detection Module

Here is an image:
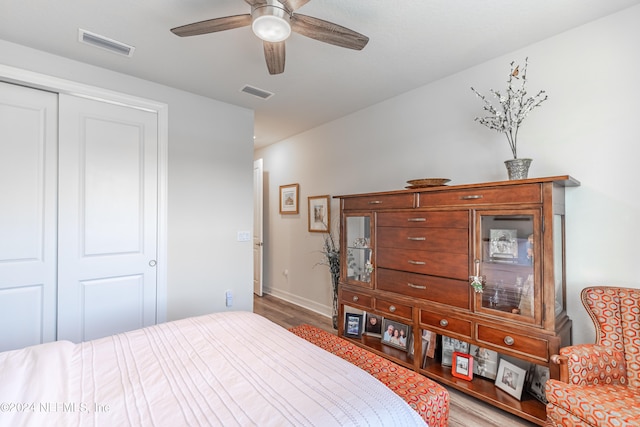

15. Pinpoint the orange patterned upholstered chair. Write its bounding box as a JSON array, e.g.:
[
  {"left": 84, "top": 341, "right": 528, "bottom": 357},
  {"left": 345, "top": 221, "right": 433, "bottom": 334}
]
[{"left": 545, "top": 286, "right": 640, "bottom": 426}]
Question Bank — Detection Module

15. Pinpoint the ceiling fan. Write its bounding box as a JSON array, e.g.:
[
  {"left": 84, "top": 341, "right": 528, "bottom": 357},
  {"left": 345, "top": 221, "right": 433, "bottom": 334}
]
[{"left": 170, "top": 0, "right": 369, "bottom": 75}]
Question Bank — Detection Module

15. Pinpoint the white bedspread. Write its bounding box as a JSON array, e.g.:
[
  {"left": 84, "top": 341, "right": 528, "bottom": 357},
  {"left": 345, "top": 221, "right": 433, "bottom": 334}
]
[{"left": 0, "top": 311, "right": 426, "bottom": 426}]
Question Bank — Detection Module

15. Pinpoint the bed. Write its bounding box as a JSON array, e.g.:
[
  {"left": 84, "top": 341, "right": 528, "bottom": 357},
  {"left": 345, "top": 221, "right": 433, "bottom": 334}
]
[{"left": 0, "top": 311, "right": 427, "bottom": 426}]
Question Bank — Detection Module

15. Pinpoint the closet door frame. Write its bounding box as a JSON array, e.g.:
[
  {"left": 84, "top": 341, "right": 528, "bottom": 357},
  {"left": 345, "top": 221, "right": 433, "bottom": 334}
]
[{"left": 0, "top": 64, "right": 169, "bottom": 323}]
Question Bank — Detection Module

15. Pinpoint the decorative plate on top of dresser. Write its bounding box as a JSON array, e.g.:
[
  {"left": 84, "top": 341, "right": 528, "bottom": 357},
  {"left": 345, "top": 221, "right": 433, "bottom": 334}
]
[{"left": 405, "top": 178, "right": 450, "bottom": 189}]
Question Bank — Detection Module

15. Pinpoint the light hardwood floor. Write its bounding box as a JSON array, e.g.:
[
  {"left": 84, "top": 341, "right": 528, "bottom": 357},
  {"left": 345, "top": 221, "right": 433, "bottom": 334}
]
[{"left": 254, "top": 293, "right": 537, "bottom": 427}]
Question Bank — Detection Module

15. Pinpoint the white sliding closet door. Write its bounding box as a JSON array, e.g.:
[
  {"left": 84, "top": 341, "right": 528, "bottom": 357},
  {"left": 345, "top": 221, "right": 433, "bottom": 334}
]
[
  {"left": 57, "top": 94, "right": 159, "bottom": 343},
  {"left": 0, "top": 83, "right": 58, "bottom": 352}
]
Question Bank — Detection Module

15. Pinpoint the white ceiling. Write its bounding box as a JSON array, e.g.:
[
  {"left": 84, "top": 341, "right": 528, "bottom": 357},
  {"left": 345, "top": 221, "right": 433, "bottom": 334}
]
[{"left": 1, "top": 0, "right": 639, "bottom": 148}]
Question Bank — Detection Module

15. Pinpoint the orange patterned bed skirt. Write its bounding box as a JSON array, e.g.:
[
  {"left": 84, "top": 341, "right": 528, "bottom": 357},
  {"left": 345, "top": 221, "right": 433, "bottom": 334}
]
[{"left": 289, "top": 324, "right": 449, "bottom": 427}]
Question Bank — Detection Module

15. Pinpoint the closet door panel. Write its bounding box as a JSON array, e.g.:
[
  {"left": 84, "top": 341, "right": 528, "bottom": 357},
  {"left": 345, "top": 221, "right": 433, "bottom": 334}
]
[
  {"left": 83, "top": 117, "right": 143, "bottom": 255},
  {"left": 81, "top": 274, "right": 145, "bottom": 341},
  {"left": 0, "top": 83, "right": 58, "bottom": 351},
  {"left": 57, "top": 94, "right": 158, "bottom": 343}
]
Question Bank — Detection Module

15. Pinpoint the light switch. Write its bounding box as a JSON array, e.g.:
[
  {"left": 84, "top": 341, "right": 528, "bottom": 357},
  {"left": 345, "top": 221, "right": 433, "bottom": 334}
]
[
  {"left": 225, "top": 290, "right": 233, "bottom": 307},
  {"left": 237, "top": 231, "right": 251, "bottom": 242}
]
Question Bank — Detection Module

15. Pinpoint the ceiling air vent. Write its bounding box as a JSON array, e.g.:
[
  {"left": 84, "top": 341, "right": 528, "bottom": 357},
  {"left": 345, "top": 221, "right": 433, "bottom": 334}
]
[
  {"left": 240, "top": 85, "right": 274, "bottom": 100},
  {"left": 78, "top": 29, "right": 135, "bottom": 57}
]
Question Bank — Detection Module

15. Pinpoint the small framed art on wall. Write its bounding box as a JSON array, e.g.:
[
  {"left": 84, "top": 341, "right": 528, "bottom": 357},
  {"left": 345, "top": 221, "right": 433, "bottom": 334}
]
[{"left": 279, "top": 183, "right": 299, "bottom": 214}]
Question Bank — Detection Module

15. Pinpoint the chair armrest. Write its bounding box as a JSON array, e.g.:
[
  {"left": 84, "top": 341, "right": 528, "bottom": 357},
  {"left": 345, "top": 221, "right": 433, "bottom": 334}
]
[
  {"left": 555, "top": 344, "right": 627, "bottom": 386},
  {"left": 550, "top": 354, "right": 569, "bottom": 383}
]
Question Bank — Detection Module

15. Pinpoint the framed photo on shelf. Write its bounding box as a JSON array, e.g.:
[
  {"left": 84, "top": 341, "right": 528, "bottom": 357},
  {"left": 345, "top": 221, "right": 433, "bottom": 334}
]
[
  {"left": 279, "top": 183, "right": 299, "bottom": 214},
  {"left": 469, "top": 344, "right": 499, "bottom": 380},
  {"left": 441, "top": 336, "right": 469, "bottom": 367},
  {"left": 495, "top": 358, "right": 528, "bottom": 400},
  {"left": 527, "top": 364, "right": 550, "bottom": 404},
  {"left": 364, "top": 312, "right": 382, "bottom": 337},
  {"left": 489, "top": 229, "right": 519, "bottom": 261},
  {"left": 381, "top": 318, "right": 410, "bottom": 352},
  {"left": 344, "top": 313, "right": 363, "bottom": 337},
  {"left": 308, "top": 195, "right": 330, "bottom": 232},
  {"left": 451, "top": 352, "right": 474, "bottom": 381},
  {"left": 421, "top": 330, "right": 437, "bottom": 368}
]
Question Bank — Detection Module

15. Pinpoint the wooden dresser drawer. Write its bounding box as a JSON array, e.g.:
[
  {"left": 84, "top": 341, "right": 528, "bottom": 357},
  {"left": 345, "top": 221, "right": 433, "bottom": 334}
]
[
  {"left": 476, "top": 324, "right": 549, "bottom": 361},
  {"left": 377, "top": 210, "right": 469, "bottom": 228},
  {"left": 342, "top": 193, "right": 415, "bottom": 210},
  {"left": 377, "top": 268, "right": 469, "bottom": 309},
  {"left": 377, "top": 227, "right": 468, "bottom": 253},
  {"left": 375, "top": 297, "right": 412, "bottom": 321},
  {"left": 377, "top": 249, "right": 468, "bottom": 280},
  {"left": 341, "top": 289, "right": 373, "bottom": 310},
  {"left": 420, "top": 310, "right": 472, "bottom": 339},
  {"left": 418, "top": 183, "right": 541, "bottom": 207}
]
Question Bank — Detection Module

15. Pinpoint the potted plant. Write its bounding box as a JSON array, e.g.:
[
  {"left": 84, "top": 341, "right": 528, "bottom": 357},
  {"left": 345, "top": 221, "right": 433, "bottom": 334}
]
[
  {"left": 471, "top": 57, "right": 548, "bottom": 179},
  {"left": 318, "top": 228, "right": 340, "bottom": 329}
]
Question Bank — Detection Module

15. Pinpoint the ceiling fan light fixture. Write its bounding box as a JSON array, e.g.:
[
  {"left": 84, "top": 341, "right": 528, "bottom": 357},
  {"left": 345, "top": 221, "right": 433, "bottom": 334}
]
[{"left": 251, "top": 5, "right": 291, "bottom": 42}]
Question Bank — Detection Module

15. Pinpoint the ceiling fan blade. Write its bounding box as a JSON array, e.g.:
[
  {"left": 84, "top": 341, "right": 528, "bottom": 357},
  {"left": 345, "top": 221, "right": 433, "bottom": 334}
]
[
  {"left": 277, "top": 0, "right": 310, "bottom": 12},
  {"left": 171, "top": 14, "right": 252, "bottom": 37},
  {"left": 290, "top": 14, "right": 369, "bottom": 50},
  {"left": 263, "top": 41, "right": 286, "bottom": 75}
]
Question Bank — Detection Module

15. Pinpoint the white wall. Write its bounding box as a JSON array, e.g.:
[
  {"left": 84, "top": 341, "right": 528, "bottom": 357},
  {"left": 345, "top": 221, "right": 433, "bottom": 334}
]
[
  {"left": 0, "top": 39, "right": 255, "bottom": 321},
  {"left": 255, "top": 5, "right": 640, "bottom": 346}
]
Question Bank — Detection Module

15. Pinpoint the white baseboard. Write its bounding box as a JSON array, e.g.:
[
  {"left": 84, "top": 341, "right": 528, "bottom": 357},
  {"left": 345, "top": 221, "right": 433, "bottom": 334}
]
[{"left": 262, "top": 287, "right": 332, "bottom": 319}]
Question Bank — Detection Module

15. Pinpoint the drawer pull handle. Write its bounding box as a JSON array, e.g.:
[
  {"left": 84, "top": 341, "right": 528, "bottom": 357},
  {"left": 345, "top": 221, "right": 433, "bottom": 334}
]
[
  {"left": 407, "top": 218, "right": 426, "bottom": 222},
  {"left": 439, "top": 319, "right": 449, "bottom": 327},
  {"left": 408, "top": 260, "right": 426, "bottom": 265},
  {"left": 389, "top": 305, "right": 396, "bottom": 313},
  {"left": 504, "top": 336, "right": 515, "bottom": 346},
  {"left": 368, "top": 200, "right": 382, "bottom": 204},
  {"left": 352, "top": 296, "right": 359, "bottom": 302},
  {"left": 460, "top": 195, "right": 483, "bottom": 200},
  {"left": 407, "top": 283, "right": 427, "bottom": 290},
  {"left": 407, "top": 237, "right": 426, "bottom": 241}
]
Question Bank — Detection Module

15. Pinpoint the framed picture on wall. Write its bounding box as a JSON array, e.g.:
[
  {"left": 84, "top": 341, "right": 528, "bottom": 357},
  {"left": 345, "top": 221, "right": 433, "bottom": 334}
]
[
  {"left": 279, "top": 183, "right": 299, "bottom": 214},
  {"left": 308, "top": 195, "right": 330, "bottom": 232}
]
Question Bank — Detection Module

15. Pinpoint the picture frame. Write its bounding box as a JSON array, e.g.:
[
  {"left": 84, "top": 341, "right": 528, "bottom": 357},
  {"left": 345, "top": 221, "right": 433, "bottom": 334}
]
[
  {"left": 489, "top": 229, "right": 519, "bottom": 261},
  {"left": 381, "top": 318, "right": 410, "bottom": 352},
  {"left": 452, "top": 352, "right": 474, "bottom": 381},
  {"left": 526, "top": 364, "right": 550, "bottom": 404},
  {"left": 279, "top": 183, "right": 299, "bottom": 214},
  {"left": 495, "top": 358, "right": 528, "bottom": 400},
  {"left": 441, "top": 336, "right": 469, "bottom": 367},
  {"left": 364, "top": 312, "right": 382, "bottom": 337},
  {"left": 421, "top": 330, "right": 437, "bottom": 368},
  {"left": 344, "top": 313, "right": 363, "bottom": 337},
  {"left": 308, "top": 195, "right": 330, "bottom": 232},
  {"left": 469, "top": 344, "right": 499, "bottom": 380}
]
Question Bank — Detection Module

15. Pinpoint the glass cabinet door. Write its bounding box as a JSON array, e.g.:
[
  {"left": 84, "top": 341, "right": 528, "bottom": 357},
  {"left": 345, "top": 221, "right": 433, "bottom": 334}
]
[
  {"left": 475, "top": 210, "right": 541, "bottom": 324},
  {"left": 343, "top": 214, "right": 373, "bottom": 287},
  {"left": 553, "top": 213, "right": 566, "bottom": 317}
]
